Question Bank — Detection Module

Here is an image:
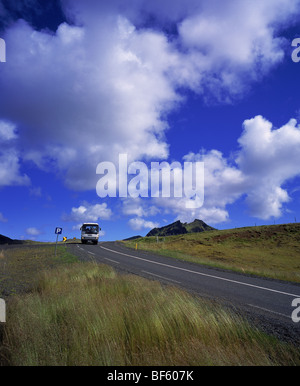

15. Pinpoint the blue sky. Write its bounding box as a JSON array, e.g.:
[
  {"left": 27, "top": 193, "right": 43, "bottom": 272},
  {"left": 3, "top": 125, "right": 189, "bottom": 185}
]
[{"left": 1, "top": 0, "right": 300, "bottom": 242}]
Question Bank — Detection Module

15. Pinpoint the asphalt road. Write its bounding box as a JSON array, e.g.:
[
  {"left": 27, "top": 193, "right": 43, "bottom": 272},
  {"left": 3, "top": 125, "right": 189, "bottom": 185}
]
[{"left": 68, "top": 241, "right": 300, "bottom": 342}]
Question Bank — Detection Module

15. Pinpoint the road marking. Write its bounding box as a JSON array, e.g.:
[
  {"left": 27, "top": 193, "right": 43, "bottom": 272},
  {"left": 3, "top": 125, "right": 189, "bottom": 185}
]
[
  {"left": 100, "top": 245, "right": 300, "bottom": 298},
  {"left": 104, "top": 257, "right": 120, "bottom": 264},
  {"left": 142, "top": 270, "right": 181, "bottom": 284},
  {"left": 247, "top": 304, "right": 290, "bottom": 319},
  {"left": 88, "top": 251, "right": 95, "bottom": 255}
]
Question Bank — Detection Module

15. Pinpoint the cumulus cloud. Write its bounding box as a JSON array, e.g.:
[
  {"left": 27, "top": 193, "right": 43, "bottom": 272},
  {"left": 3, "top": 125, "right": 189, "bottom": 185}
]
[
  {"left": 25, "top": 227, "right": 42, "bottom": 236},
  {"left": 128, "top": 217, "right": 159, "bottom": 231},
  {"left": 178, "top": 1, "right": 291, "bottom": 68},
  {"left": 0, "top": 120, "right": 17, "bottom": 141},
  {"left": 0, "top": 120, "right": 29, "bottom": 187},
  {"left": 0, "top": 0, "right": 299, "bottom": 192},
  {"left": 147, "top": 115, "right": 300, "bottom": 223},
  {"left": 236, "top": 116, "right": 300, "bottom": 218},
  {"left": 151, "top": 198, "right": 231, "bottom": 225},
  {"left": 0, "top": 212, "right": 7, "bottom": 222},
  {"left": 0, "top": 149, "right": 30, "bottom": 187},
  {"left": 122, "top": 198, "right": 160, "bottom": 218},
  {"left": 63, "top": 202, "right": 112, "bottom": 223},
  {"left": 0, "top": 16, "right": 175, "bottom": 190},
  {"left": 1, "top": 0, "right": 300, "bottom": 231}
]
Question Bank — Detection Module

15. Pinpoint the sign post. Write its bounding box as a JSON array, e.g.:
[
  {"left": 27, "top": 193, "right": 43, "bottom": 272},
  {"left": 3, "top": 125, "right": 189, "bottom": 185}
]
[{"left": 54, "top": 227, "right": 62, "bottom": 256}]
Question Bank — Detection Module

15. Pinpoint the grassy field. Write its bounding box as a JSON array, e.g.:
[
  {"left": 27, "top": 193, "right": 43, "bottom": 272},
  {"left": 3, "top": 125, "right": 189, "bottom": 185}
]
[
  {"left": 0, "top": 243, "right": 299, "bottom": 366},
  {"left": 0, "top": 244, "right": 78, "bottom": 298},
  {"left": 123, "top": 223, "right": 300, "bottom": 283}
]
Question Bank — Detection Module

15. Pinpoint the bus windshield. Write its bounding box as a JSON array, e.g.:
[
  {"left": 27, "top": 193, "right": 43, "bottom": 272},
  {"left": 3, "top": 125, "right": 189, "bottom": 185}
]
[{"left": 82, "top": 224, "right": 99, "bottom": 234}]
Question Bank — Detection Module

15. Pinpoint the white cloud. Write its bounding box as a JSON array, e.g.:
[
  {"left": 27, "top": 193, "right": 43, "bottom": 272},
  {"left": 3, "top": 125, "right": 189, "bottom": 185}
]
[
  {"left": 122, "top": 198, "right": 161, "bottom": 231},
  {"left": 0, "top": 120, "right": 29, "bottom": 187},
  {"left": 176, "top": 0, "right": 299, "bottom": 100},
  {"left": 57, "top": 112, "right": 300, "bottom": 228},
  {"left": 128, "top": 217, "right": 159, "bottom": 231},
  {"left": 0, "top": 149, "right": 30, "bottom": 187},
  {"left": 0, "top": 212, "right": 8, "bottom": 223},
  {"left": 0, "top": 17, "right": 175, "bottom": 190},
  {"left": 122, "top": 198, "right": 160, "bottom": 218},
  {"left": 245, "top": 186, "right": 290, "bottom": 219},
  {"left": 63, "top": 202, "right": 112, "bottom": 223},
  {"left": 119, "top": 115, "right": 300, "bottom": 225},
  {"left": 0, "top": 0, "right": 299, "bottom": 191},
  {"left": 0, "top": 120, "right": 17, "bottom": 141},
  {"left": 154, "top": 115, "right": 300, "bottom": 223},
  {"left": 184, "top": 149, "right": 246, "bottom": 209},
  {"left": 25, "top": 227, "right": 42, "bottom": 236},
  {"left": 236, "top": 115, "right": 300, "bottom": 219}
]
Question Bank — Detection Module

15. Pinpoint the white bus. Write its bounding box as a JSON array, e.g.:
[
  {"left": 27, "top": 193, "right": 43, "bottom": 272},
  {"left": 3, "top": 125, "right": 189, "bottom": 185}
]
[{"left": 80, "top": 223, "right": 100, "bottom": 244}]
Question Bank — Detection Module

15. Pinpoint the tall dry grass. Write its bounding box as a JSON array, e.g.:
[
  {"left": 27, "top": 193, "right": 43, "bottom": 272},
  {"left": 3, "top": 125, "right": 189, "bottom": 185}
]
[{"left": 2, "top": 262, "right": 300, "bottom": 366}]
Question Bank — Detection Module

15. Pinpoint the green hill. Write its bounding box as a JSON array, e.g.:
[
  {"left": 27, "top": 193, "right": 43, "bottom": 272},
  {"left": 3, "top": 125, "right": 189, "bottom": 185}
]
[
  {"left": 146, "top": 219, "right": 216, "bottom": 237},
  {"left": 0, "top": 234, "right": 24, "bottom": 245},
  {"left": 124, "top": 222, "right": 300, "bottom": 283}
]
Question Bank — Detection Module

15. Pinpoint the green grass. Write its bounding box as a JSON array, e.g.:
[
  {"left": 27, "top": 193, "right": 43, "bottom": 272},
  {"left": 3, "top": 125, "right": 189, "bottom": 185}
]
[
  {"left": 0, "top": 245, "right": 79, "bottom": 298},
  {"left": 1, "top": 242, "right": 300, "bottom": 366},
  {"left": 2, "top": 262, "right": 300, "bottom": 366},
  {"left": 123, "top": 223, "right": 300, "bottom": 283}
]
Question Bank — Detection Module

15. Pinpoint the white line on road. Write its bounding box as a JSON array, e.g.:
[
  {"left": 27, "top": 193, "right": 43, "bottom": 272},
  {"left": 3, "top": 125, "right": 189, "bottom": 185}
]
[
  {"left": 104, "top": 257, "right": 120, "bottom": 264},
  {"left": 100, "top": 245, "right": 300, "bottom": 298},
  {"left": 247, "top": 304, "right": 290, "bottom": 319},
  {"left": 88, "top": 251, "right": 95, "bottom": 255},
  {"left": 142, "top": 270, "right": 181, "bottom": 284}
]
